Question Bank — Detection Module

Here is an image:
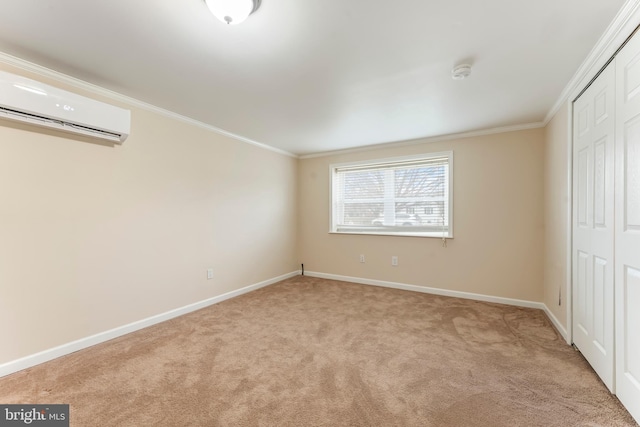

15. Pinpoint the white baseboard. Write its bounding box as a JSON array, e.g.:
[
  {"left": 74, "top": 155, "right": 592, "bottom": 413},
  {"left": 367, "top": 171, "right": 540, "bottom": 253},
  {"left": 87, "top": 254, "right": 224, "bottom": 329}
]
[
  {"left": 304, "top": 271, "right": 545, "bottom": 309},
  {"left": 543, "top": 304, "right": 570, "bottom": 344},
  {"left": 0, "top": 271, "right": 300, "bottom": 378}
]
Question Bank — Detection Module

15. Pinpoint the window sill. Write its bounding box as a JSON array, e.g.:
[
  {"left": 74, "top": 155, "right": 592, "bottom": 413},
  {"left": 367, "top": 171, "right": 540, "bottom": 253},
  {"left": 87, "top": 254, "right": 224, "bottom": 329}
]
[{"left": 330, "top": 228, "right": 452, "bottom": 238}]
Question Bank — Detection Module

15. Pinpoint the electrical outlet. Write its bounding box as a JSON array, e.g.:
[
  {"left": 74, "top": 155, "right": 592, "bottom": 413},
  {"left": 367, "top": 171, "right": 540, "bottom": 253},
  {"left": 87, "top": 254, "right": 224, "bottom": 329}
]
[
  {"left": 207, "top": 268, "right": 213, "bottom": 280},
  {"left": 391, "top": 256, "right": 398, "bottom": 266},
  {"left": 359, "top": 254, "right": 365, "bottom": 263}
]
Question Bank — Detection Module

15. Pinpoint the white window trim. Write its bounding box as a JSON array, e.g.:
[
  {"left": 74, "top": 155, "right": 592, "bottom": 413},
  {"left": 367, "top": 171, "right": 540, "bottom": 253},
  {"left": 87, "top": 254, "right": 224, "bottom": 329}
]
[{"left": 329, "top": 151, "right": 454, "bottom": 238}]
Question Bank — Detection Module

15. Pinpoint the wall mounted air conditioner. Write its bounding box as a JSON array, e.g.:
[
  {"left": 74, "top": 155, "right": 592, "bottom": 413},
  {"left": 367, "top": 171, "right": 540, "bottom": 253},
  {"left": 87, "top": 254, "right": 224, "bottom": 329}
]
[{"left": 0, "top": 70, "right": 130, "bottom": 143}]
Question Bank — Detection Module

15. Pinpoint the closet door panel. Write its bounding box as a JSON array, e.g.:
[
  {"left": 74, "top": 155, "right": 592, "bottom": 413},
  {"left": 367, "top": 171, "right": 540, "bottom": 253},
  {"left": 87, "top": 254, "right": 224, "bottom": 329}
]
[
  {"left": 615, "top": 29, "right": 640, "bottom": 423},
  {"left": 572, "top": 61, "right": 616, "bottom": 392}
]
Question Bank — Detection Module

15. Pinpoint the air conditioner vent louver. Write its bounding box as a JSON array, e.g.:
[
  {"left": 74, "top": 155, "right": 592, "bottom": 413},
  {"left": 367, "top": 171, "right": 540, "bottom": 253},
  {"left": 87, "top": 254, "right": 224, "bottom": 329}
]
[
  {"left": 0, "top": 106, "right": 123, "bottom": 142},
  {"left": 0, "top": 70, "right": 130, "bottom": 143}
]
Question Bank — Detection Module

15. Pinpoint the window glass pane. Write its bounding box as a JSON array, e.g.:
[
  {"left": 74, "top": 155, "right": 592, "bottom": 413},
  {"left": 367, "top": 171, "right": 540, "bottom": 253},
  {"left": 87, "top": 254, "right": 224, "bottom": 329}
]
[
  {"left": 389, "top": 209, "right": 423, "bottom": 226},
  {"left": 344, "top": 203, "right": 384, "bottom": 226},
  {"left": 343, "top": 170, "right": 384, "bottom": 199},
  {"left": 423, "top": 201, "right": 446, "bottom": 225},
  {"left": 394, "top": 165, "right": 446, "bottom": 198}
]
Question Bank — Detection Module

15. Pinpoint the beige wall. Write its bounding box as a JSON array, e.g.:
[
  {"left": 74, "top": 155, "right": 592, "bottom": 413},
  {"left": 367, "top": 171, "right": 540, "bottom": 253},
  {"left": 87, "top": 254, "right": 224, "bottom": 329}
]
[
  {"left": 299, "top": 129, "right": 545, "bottom": 302},
  {"left": 0, "top": 65, "right": 298, "bottom": 365},
  {"left": 543, "top": 102, "right": 571, "bottom": 329}
]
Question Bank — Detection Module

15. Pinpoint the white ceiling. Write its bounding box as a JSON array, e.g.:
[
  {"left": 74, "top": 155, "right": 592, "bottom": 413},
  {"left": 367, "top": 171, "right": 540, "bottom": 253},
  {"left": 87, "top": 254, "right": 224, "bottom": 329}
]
[{"left": 0, "top": 0, "right": 628, "bottom": 155}]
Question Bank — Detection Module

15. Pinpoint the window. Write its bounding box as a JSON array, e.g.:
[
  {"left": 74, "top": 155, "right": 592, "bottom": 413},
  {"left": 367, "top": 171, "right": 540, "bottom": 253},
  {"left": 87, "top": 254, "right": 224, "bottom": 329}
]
[{"left": 330, "top": 152, "right": 453, "bottom": 238}]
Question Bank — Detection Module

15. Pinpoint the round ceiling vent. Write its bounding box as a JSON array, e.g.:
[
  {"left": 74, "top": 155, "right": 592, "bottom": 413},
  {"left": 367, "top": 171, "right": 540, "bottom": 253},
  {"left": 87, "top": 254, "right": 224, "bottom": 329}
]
[{"left": 451, "top": 64, "right": 472, "bottom": 80}]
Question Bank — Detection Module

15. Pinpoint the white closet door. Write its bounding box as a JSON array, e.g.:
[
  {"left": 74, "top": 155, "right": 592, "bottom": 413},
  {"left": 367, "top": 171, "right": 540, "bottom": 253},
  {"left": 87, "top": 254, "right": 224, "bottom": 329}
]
[
  {"left": 572, "top": 61, "right": 616, "bottom": 392},
  {"left": 615, "top": 29, "right": 640, "bottom": 422}
]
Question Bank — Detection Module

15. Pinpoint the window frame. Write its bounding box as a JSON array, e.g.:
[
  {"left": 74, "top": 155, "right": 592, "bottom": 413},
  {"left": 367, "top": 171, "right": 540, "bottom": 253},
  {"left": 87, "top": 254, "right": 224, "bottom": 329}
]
[{"left": 329, "top": 151, "right": 454, "bottom": 238}]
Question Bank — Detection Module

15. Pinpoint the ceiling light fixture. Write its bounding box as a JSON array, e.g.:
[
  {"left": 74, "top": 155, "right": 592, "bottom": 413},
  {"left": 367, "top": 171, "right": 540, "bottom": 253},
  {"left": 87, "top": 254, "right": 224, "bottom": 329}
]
[
  {"left": 451, "top": 64, "right": 472, "bottom": 80},
  {"left": 205, "top": 0, "right": 261, "bottom": 25}
]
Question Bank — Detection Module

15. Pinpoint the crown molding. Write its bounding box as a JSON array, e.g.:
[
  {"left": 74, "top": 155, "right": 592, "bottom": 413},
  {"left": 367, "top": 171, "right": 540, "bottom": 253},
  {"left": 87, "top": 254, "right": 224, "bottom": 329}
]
[
  {"left": 544, "top": 0, "right": 640, "bottom": 124},
  {"left": 298, "top": 122, "right": 544, "bottom": 160},
  {"left": 0, "top": 51, "right": 297, "bottom": 158}
]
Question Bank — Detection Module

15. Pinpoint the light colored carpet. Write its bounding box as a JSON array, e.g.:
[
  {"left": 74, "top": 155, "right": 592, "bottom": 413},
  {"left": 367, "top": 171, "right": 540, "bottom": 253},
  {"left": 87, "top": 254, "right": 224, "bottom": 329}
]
[{"left": 0, "top": 276, "right": 636, "bottom": 426}]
